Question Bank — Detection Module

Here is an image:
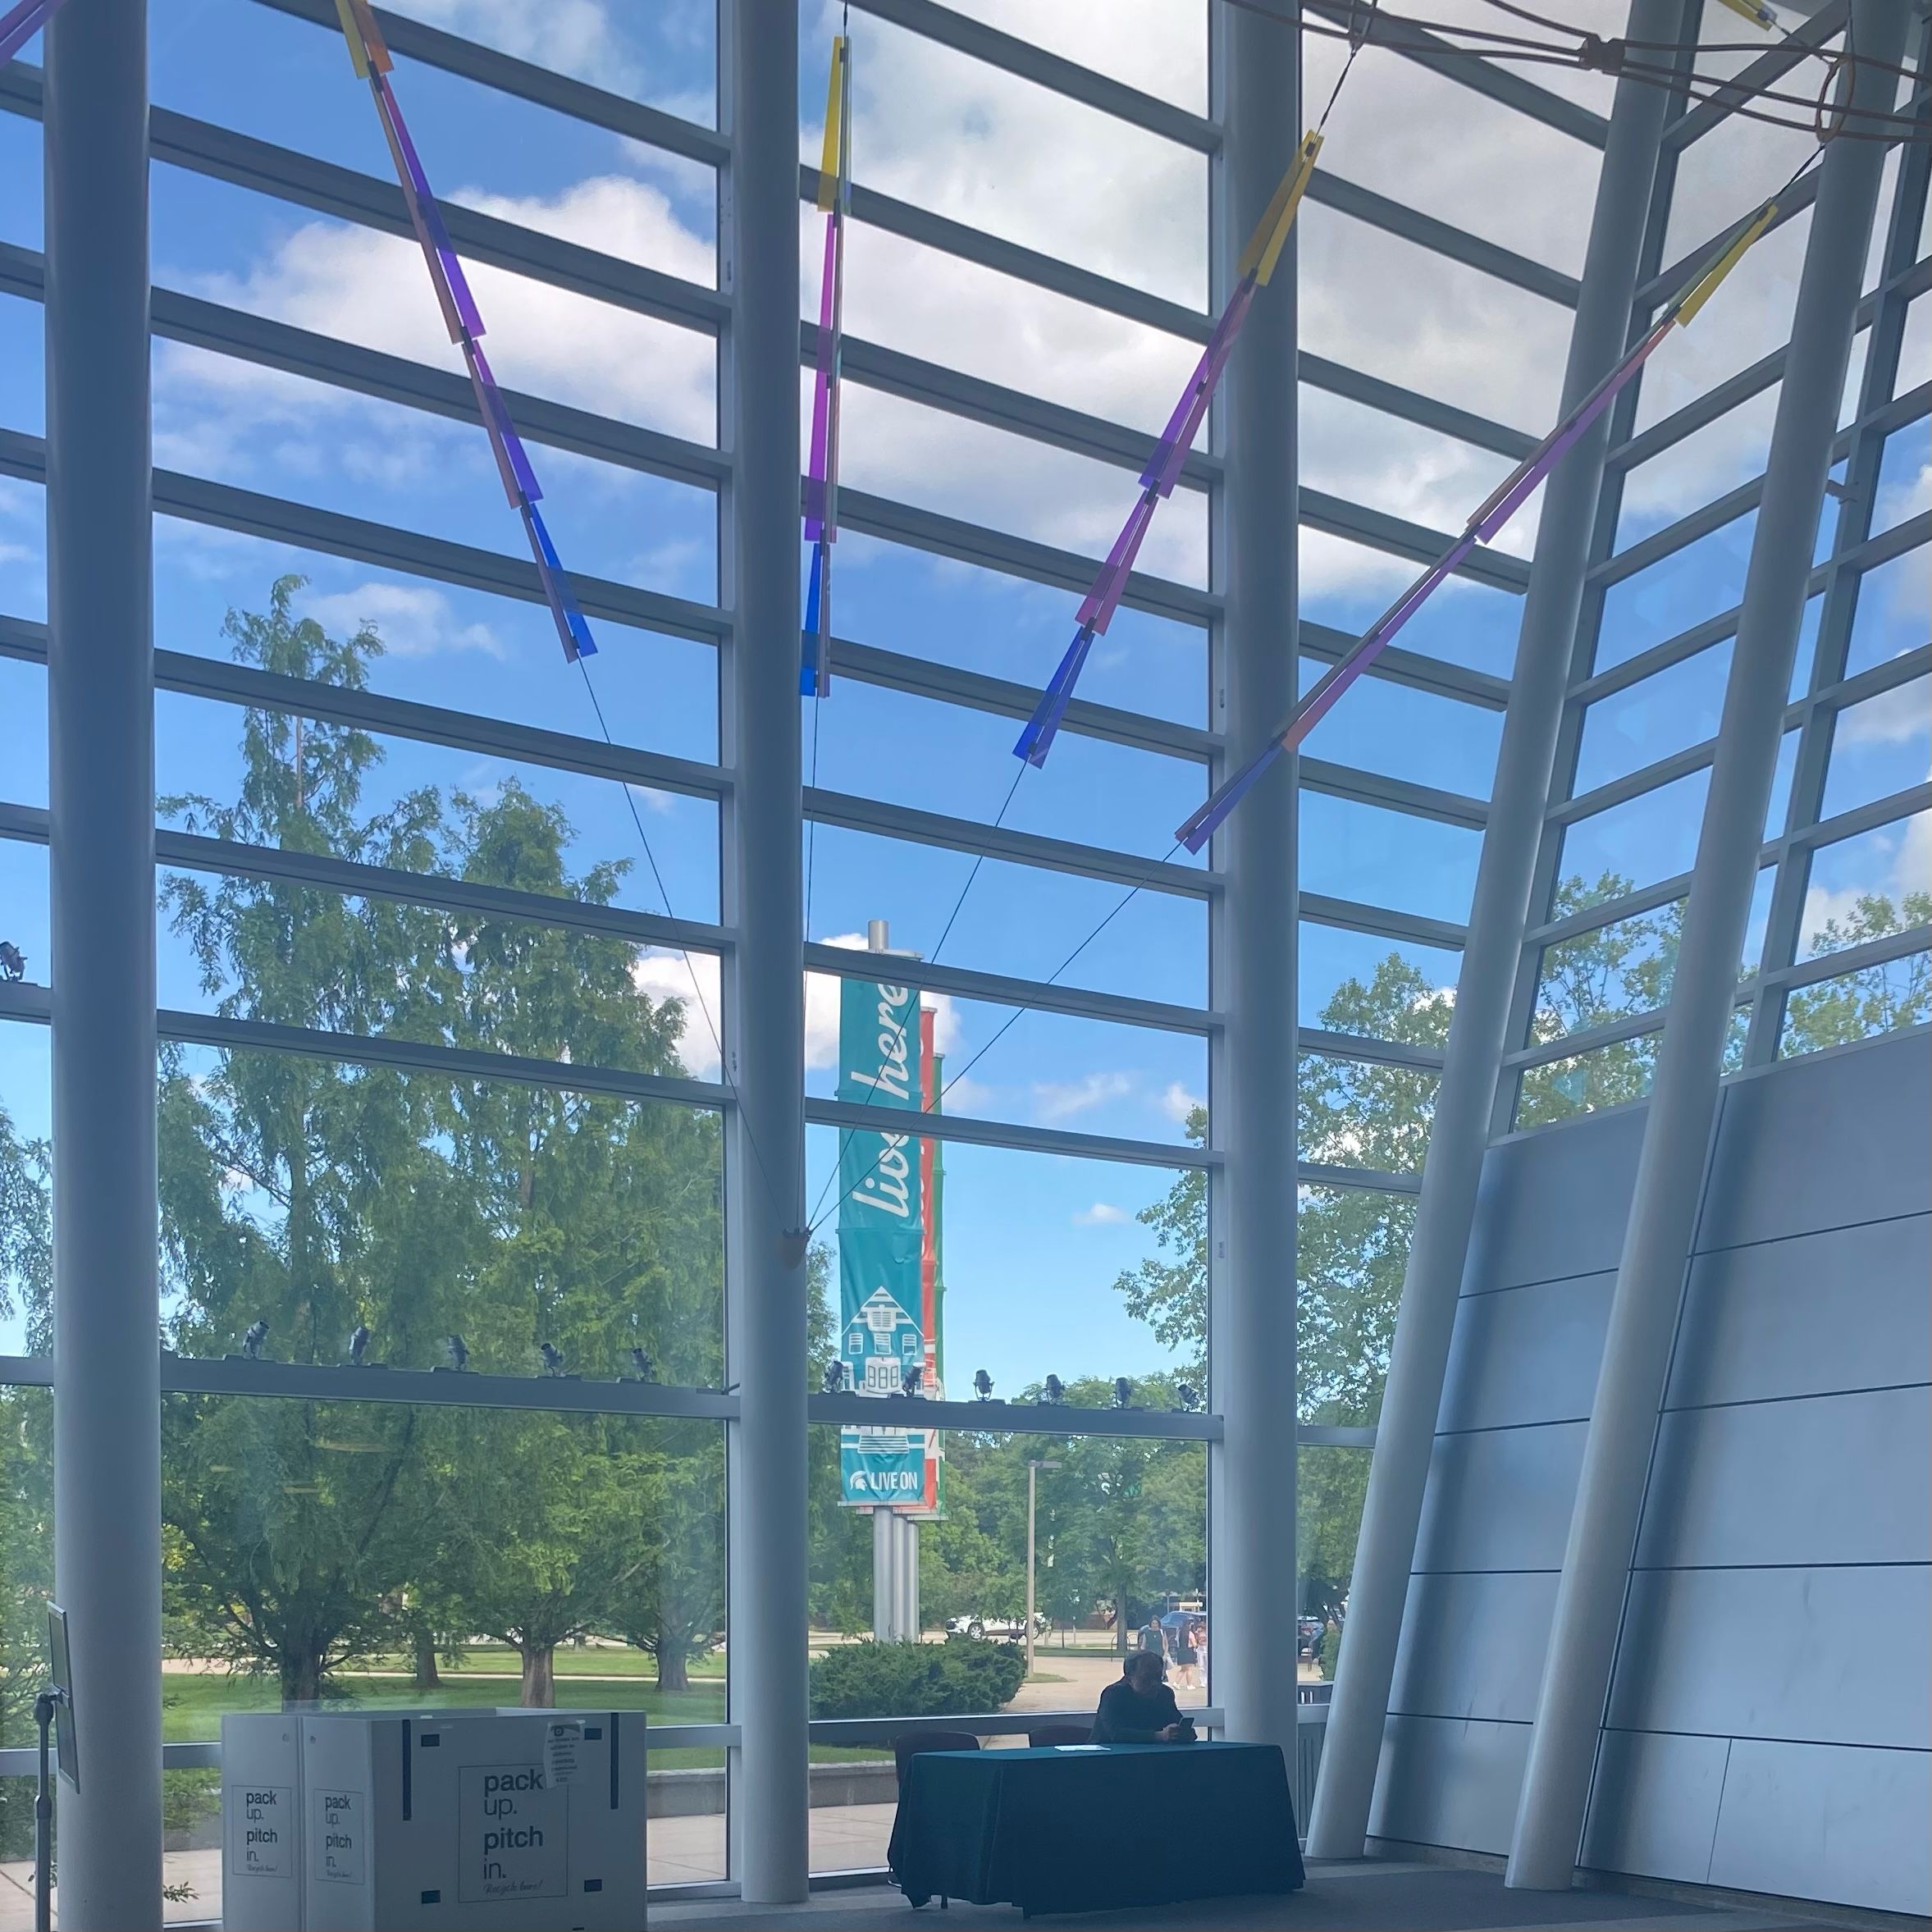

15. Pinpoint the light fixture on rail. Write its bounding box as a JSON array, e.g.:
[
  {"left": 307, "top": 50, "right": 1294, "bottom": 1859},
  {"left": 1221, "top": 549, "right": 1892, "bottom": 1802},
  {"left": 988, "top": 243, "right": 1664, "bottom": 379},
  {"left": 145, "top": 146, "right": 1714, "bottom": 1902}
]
[
  {"left": 445, "top": 1333, "right": 469, "bottom": 1372},
  {"left": 1174, "top": 1384, "right": 1200, "bottom": 1414},
  {"left": 822, "top": 1359, "right": 848, "bottom": 1395},
  {"left": 348, "top": 1323, "right": 371, "bottom": 1368},
  {"left": 1042, "top": 1374, "right": 1065, "bottom": 1405},
  {"left": 538, "top": 1341, "right": 566, "bottom": 1377},
  {"left": 900, "top": 1363, "right": 924, "bottom": 1398},
  {"left": 1113, "top": 1377, "right": 1134, "bottom": 1409},
  {"left": 240, "top": 1318, "right": 267, "bottom": 1362},
  {"left": 973, "top": 1369, "right": 994, "bottom": 1401}
]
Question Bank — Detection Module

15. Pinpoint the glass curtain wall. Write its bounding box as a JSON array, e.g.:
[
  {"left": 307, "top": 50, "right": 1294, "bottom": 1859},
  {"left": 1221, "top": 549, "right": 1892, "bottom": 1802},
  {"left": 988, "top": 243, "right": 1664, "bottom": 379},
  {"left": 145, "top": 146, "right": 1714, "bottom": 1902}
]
[
  {"left": 0, "top": 0, "right": 1803, "bottom": 1902},
  {"left": 1503, "top": 0, "right": 1930, "bottom": 1130}
]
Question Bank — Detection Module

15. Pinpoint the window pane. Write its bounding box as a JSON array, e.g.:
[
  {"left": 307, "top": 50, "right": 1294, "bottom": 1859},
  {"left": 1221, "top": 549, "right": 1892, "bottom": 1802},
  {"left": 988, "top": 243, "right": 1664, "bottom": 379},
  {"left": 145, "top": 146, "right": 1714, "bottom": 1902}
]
[
  {"left": 1573, "top": 638, "right": 1732, "bottom": 797},
  {"left": 1800, "top": 813, "right": 1931, "bottom": 961},
  {"left": 1779, "top": 951, "right": 1932, "bottom": 1057},
  {"left": 1298, "top": 655, "right": 1502, "bottom": 799},
  {"left": 1820, "top": 674, "right": 1931, "bottom": 822},
  {"left": 1595, "top": 512, "right": 1755, "bottom": 672},
  {"left": 806, "top": 678, "right": 1202, "bottom": 865},
  {"left": 154, "top": 534, "right": 719, "bottom": 767},
  {"left": 807, "top": 1130, "right": 1204, "bottom": 1403},
  {"left": 0, "top": 1024, "right": 48, "bottom": 1359},
  {"left": 1516, "top": 1032, "right": 1659, "bottom": 1129},
  {"left": 801, "top": 824, "right": 1207, "bottom": 1009},
  {"left": 161, "top": 1044, "right": 724, "bottom": 1383},
  {"left": 1301, "top": 794, "right": 1481, "bottom": 927},
  {"left": 1843, "top": 546, "right": 1929, "bottom": 679},
  {"left": 1298, "top": 925, "right": 1461, "bottom": 1040},
  {"left": 1300, "top": 1056, "right": 1437, "bottom": 1176},
  {"left": 834, "top": 530, "right": 1207, "bottom": 730},
  {"left": 1615, "top": 386, "right": 1779, "bottom": 555},
  {"left": 1304, "top": 533, "right": 1523, "bottom": 678},
  {"left": 162, "top": 1398, "right": 728, "bottom": 1906},
  {"left": 804, "top": 1418, "right": 1207, "bottom": 1873},
  {"left": 157, "top": 683, "right": 721, "bottom": 926},
  {"left": 1872, "top": 414, "right": 1930, "bottom": 537},
  {"left": 1298, "top": 1192, "right": 1412, "bottom": 1430},
  {"left": 1534, "top": 901, "right": 1683, "bottom": 1044},
  {"left": 806, "top": 967, "right": 1206, "bottom": 1149},
  {"left": 1555, "top": 767, "right": 1711, "bottom": 912},
  {"left": 1299, "top": 1446, "right": 1371, "bottom": 1678}
]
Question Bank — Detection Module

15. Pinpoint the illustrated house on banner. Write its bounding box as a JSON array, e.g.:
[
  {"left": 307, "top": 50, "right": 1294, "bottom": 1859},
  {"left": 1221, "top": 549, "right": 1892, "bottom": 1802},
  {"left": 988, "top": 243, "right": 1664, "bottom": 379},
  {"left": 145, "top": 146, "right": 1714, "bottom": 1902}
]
[{"left": 844, "top": 1284, "right": 921, "bottom": 1395}]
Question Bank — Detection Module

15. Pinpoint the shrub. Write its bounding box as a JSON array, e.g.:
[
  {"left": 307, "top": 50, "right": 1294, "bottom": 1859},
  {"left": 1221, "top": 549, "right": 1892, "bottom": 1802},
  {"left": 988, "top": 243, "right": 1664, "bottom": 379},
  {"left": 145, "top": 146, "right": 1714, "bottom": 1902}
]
[
  {"left": 1318, "top": 1621, "right": 1342, "bottom": 1682},
  {"left": 810, "top": 1634, "right": 1025, "bottom": 1720}
]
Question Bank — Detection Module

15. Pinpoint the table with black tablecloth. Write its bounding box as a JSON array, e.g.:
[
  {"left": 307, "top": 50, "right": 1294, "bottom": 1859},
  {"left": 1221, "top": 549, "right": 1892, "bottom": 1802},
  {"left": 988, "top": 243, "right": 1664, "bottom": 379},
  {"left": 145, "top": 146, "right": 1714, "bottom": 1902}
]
[{"left": 887, "top": 1741, "right": 1304, "bottom": 1916}]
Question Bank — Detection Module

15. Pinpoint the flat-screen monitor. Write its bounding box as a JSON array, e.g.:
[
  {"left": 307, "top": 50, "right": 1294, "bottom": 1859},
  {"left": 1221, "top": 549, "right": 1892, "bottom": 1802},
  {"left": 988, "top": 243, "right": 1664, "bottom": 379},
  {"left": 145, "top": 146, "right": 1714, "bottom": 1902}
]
[{"left": 46, "top": 1605, "right": 76, "bottom": 1789}]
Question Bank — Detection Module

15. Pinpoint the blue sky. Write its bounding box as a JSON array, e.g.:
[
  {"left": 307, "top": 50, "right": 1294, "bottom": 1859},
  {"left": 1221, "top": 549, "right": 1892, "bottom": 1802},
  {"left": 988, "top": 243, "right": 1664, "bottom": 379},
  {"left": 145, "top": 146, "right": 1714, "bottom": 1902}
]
[{"left": 0, "top": 1, "right": 1924, "bottom": 1387}]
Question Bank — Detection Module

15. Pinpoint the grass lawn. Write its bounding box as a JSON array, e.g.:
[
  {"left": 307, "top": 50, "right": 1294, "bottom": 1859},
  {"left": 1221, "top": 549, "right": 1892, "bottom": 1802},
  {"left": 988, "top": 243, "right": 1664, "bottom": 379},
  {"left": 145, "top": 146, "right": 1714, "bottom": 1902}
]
[{"left": 161, "top": 1666, "right": 885, "bottom": 1769}]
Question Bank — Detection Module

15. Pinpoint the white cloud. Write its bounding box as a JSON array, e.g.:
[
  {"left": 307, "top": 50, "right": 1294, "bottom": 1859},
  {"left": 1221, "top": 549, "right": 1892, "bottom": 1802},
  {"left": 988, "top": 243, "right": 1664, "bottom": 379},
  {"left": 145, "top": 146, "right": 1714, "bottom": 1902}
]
[
  {"left": 1072, "top": 1201, "right": 1130, "bottom": 1226},
  {"left": 1030, "top": 1070, "right": 1135, "bottom": 1124},
  {"left": 1838, "top": 678, "right": 1932, "bottom": 747},
  {"left": 1158, "top": 1080, "right": 1203, "bottom": 1124},
  {"left": 298, "top": 581, "right": 505, "bottom": 660},
  {"left": 632, "top": 948, "right": 723, "bottom": 1080}
]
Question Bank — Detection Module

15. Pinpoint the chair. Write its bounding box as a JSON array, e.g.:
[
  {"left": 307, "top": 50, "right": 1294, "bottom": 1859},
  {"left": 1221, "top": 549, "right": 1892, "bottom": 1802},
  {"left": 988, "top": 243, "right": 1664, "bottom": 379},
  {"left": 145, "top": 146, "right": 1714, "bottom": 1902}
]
[
  {"left": 893, "top": 1732, "right": 981, "bottom": 1911},
  {"left": 1026, "top": 1722, "right": 1090, "bottom": 1747},
  {"left": 892, "top": 1728, "right": 980, "bottom": 1793}
]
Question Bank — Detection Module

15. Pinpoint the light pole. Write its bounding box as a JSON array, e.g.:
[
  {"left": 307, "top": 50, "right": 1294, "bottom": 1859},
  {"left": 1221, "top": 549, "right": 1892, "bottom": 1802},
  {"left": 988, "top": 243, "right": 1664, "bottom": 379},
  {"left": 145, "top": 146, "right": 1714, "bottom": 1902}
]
[{"left": 1025, "top": 1459, "right": 1060, "bottom": 1677}]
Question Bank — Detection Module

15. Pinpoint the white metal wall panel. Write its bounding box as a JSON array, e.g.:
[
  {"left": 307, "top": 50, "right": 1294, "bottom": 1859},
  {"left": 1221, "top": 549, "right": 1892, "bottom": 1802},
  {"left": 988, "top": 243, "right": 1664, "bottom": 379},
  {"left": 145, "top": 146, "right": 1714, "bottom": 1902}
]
[
  {"left": 1368, "top": 1714, "right": 1532, "bottom": 1856},
  {"left": 1637, "top": 1386, "right": 1932, "bottom": 1570},
  {"left": 1438, "top": 1274, "right": 1614, "bottom": 1433},
  {"left": 1386, "top": 1030, "right": 1930, "bottom": 1911},
  {"left": 1607, "top": 1565, "right": 1931, "bottom": 1750},
  {"left": 1462, "top": 1103, "right": 1647, "bottom": 1294},
  {"left": 1706, "top": 1739, "right": 1932, "bottom": 1916},
  {"left": 1413, "top": 1422, "right": 1587, "bottom": 1575},
  {"left": 1582, "top": 1729, "right": 1731, "bottom": 1887},
  {"left": 1696, "top": 1030, "right": 1932, "bottom": 1252},
  {"left": 1391, "top": 1570, "right": 1559, "bottom": 1724},
  {"left": 1666, "top": 1213, "right": 1932, "bottom": 1411}
]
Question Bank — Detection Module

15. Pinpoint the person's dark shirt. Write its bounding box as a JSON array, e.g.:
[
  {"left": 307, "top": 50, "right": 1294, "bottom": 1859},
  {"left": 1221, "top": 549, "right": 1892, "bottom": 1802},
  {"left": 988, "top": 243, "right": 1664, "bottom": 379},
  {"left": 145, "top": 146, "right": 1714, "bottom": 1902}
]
[
  {"left": 1090, "top": 1675, "right": 1190, "bottom": 1744},
  {"left": 1136, "top": 1621, "right": 1166, "bottom": 1656}
]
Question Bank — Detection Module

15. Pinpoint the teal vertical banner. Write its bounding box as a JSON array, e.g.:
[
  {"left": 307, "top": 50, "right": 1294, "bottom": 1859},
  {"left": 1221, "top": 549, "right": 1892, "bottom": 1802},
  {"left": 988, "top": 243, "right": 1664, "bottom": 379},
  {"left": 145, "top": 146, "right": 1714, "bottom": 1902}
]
[{"left": 838, "top": 975, "right": 927, "bottom": 1505}]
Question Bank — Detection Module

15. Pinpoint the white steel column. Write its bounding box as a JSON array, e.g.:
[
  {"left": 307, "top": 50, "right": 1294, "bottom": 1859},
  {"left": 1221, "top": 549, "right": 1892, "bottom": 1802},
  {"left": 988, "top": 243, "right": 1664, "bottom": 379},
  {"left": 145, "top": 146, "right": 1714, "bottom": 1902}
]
[
  {"left": 719, "top": 0, "right": 809, "bottom": 1900},
  {"left": 1306, "top": 0, "right": 1677, "bottom": 1857},
  {"left": 1506, "top": 0, "right": 1909, "bottom": 1885},
  {"left": 44, "top": 2, "right": 161, "bottom": 1924},
  {"left": 1208, "top": 0, "right": 1300, "bottom": 1761}
]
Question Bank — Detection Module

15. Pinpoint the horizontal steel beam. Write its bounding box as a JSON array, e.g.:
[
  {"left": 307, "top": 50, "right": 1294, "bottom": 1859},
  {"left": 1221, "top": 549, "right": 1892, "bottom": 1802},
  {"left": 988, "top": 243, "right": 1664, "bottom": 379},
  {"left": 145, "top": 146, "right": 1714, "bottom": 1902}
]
[
  {"left": 1304, "top": 0, "right": 1609, "bottom": 148},
  {"left": 806, "top": 1708, "right": 1226, "bottom": 1745},
  {"left": 1766, "top": 925, "right": 1932, "bottom": 997},
  {"left": 806, "top": 1389, "right": 1220, "bottom": 1437},
  {"left": 156, "top": 1007, "right": 733, "bottom": 1110},
  {"left": 252, "top": 0, "right": 733, "bottom": 167},
  {"left": 1297, "top": 1161, "right": 1423, "bottom": 1196},
  {"left": 1667, "top": 0, "right": 1847, "bottom": 150},
  {"left": 802, "top": 940, "right": 1221, "bottom": 1037},
  {"left": 805, "top": 1094, "right": 1217, "bottom": 1170},
  {"left": 1305, "top": 169, "right": 1578, "bottom": 308},
  {"left": 158, "top": 1350, "right": 740, "bottom": 1417},
  {"left": 1302, "top": 622, "right": 1512, "bottom": 712},
  {"left": 827, "top": 635, "right": 1219, "bottom": 763},
  {"left": 803, "top": 783, "right": 1217, "bottom": 897},
  {"left": 850, "top": 0, "right": 1218, "bottom": 152},
  {"left": 1299, "top": 892, "right": 1468, "bottom": 955},
  {"left": 834, "top": 482, "right": 1218, "bottom": 625},
  {"left": 0, "top": 427, "right": 728, "bottom": 644},
  {"left": 158, "top": 825, "right": 731, "bottom": 957},
  {"left": 1299, "top": 490, "right": 1531, "bottom": 593},
  {"left": 1301, "top": 350, "right": 1538, "bottom": 462},
  {"left": 1300, "top": 1025, "right": 1446, "bottom": 1072},
  {"left": 1505, "top": 1005, "right": 1668, "bottom": 1074}
]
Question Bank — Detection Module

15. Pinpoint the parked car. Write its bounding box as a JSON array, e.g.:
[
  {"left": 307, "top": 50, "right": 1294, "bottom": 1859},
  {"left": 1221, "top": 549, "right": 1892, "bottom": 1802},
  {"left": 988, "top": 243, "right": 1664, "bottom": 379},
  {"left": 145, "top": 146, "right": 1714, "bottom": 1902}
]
[{"left": 945, "top": 1613, "right": 1048, "bottom": 1639}]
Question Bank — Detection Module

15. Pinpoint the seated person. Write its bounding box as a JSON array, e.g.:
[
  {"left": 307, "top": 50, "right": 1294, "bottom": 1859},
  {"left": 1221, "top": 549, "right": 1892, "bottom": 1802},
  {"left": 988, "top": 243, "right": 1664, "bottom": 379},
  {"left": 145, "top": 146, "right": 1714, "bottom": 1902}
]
[{"left": 1089, "top": 1651, "right": 1198, "bottom": 1745}]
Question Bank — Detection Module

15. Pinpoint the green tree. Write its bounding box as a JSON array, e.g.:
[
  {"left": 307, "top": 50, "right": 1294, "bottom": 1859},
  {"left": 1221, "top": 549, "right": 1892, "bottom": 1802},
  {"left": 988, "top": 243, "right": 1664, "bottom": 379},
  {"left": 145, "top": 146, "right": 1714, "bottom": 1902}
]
[
  {"left": 154, "top": 579, "right": 724, "bottom": 1701},
  {"left": 1781, "top": 891, "right": 1931, "bottom": 1052}
]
